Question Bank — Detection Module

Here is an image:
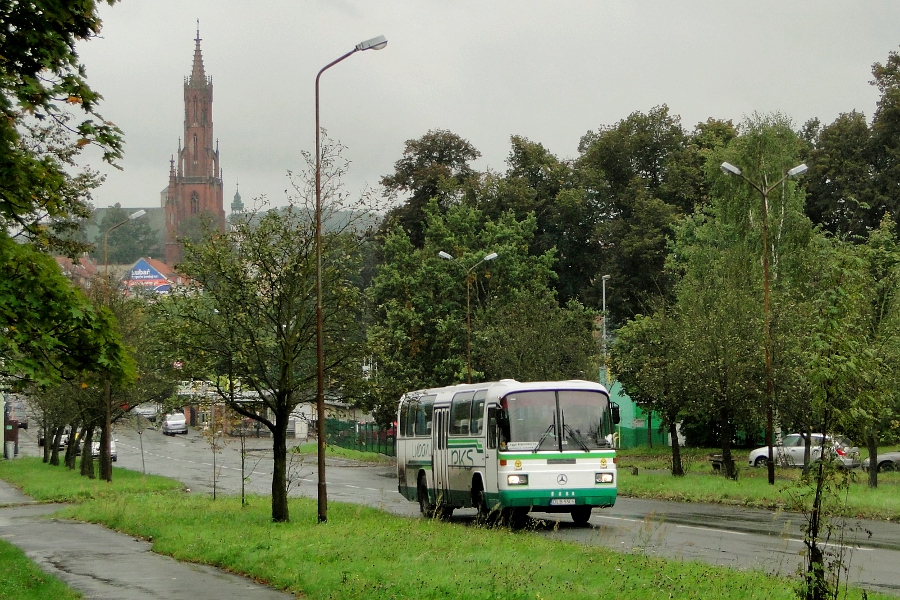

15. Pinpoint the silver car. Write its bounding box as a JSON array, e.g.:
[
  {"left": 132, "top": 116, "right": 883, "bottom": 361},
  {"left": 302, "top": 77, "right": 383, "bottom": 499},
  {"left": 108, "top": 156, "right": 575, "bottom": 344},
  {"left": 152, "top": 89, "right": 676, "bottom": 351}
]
[
  {"left": 862, "top": 451, "right": 900, "bottom": 473},
  {"left": 748, "top": 433, "right": 860, "bottom": 469},
  {"left": 162, "top": 412, "right": 188, "bottom": 435}
]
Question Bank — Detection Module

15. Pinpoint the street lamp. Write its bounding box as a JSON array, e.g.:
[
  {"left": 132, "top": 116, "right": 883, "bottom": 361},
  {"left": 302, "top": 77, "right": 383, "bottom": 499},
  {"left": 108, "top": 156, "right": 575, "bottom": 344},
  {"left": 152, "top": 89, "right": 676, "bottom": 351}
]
[
  {"left": 103, "top": 209, "right": 146, "bottom": 276},
  {"left": 601, "top": 274, "right": 611, "bottom": 385},
  {"left": 439, "top": 250, "right": 499, "bottom": 383},
  {"left": 314, "top": 35, "right": 387, "bottom": 524},
  {"left": 720, "top": 160, "right": 807, "bottom": 485}
]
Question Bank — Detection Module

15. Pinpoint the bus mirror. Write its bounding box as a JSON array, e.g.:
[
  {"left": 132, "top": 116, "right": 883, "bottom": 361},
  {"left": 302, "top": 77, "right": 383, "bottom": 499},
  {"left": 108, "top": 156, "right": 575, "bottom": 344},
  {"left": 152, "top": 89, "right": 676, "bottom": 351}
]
[{"left": 610, "top": 403, "right": 620, "bottom": 425}]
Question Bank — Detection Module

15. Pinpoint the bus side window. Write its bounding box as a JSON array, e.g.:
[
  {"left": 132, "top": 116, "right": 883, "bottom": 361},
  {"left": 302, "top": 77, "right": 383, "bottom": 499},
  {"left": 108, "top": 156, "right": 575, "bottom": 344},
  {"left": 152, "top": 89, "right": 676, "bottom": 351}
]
[
  {"left": 470, "top": 390, "right": 486, "bottom": 435},
  {"left": 450, "top": 391, "right": 474, "bottom": 436},
  {"left": 487, "top": 406, "right": 499, "bottom": 449},
  {"left": 399, "top": 401, "right": 410, "bottom": 438}
]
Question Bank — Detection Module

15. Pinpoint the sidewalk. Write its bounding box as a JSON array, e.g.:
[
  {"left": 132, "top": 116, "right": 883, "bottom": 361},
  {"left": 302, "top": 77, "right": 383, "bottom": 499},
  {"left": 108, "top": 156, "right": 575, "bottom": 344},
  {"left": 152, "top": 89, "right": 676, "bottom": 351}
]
[{"left": 0, "top": 478, "right": 296, "bottom": 600}]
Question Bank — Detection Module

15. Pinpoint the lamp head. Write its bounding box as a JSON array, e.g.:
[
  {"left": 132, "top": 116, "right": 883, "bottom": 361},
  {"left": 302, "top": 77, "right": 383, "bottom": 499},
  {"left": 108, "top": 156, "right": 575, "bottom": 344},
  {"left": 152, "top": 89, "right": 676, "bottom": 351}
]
[
  {"left": 787, "top": 163, "right": 808, "bottom": 177},
  {"left": 720, "top": 162, "right": 741, "bottom": 176},
  {"left": 356, "top": 35, "right": 387, "bottom": 51},
  {"left": 484, "top": 252, "right": 498, "bottom": 262},
  {"left": 602, "top": 274, "right": 611, "bottom": 281},
  {"left": 130, "top": 209, "right": 147, "bottom": 220},
  {"left": 438, "top": 251, "right": 454, "bottom": 260}
]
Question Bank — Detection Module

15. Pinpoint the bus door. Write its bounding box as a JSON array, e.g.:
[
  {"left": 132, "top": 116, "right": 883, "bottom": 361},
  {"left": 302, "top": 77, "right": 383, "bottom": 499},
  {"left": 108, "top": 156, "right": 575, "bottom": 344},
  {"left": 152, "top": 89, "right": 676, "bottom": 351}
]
[
  {"left": 484, "top": 404, "right": 501, "bottom": 500},
  {"left": 432, "top": 407, "right": 450, "bottom": 505}
]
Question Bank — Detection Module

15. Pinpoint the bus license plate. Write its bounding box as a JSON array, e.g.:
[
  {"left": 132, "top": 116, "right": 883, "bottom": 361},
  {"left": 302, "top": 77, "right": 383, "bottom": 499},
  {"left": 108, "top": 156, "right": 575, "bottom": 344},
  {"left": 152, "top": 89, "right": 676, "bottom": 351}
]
[{"left": 551, "top": 498, "right": 576, "bottom": 505}]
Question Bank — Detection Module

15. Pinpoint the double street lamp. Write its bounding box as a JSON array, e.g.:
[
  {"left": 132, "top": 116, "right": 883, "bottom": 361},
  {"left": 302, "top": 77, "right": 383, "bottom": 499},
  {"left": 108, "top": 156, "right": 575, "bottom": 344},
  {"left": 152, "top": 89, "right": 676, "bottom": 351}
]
[
  {"left": 439, "top": 250, "right": 498, "bottom": 384},
  {"left": 720, "top": 160, "right": 807, "bottom": 485},
  {"left": 314, "top": 35, "right": 387, "bottom": 524}
]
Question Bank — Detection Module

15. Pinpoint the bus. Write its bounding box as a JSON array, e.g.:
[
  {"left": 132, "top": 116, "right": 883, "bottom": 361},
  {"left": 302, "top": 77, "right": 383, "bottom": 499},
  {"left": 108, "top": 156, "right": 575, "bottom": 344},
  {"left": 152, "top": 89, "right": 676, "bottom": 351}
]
[{"left": 396, "top": 379, "right": 619, "bottom": 527}]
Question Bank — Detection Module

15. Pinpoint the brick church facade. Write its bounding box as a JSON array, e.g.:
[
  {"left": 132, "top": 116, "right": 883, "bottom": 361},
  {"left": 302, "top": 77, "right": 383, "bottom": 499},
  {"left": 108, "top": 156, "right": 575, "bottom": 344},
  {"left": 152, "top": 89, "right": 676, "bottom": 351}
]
[{"left": 164, "top": 30, "right": 226, "bottom": 265}]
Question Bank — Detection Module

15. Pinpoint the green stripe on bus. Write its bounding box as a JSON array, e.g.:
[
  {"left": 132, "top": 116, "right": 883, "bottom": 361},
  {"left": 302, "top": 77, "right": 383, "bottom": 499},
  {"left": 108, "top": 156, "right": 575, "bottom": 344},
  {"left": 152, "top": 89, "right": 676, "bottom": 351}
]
[
  {"left": 447, "top": 439, "right": 484, "bottom": 451},
  {"left": 499, "top": 452, "right": 615, "bottom": 461}
]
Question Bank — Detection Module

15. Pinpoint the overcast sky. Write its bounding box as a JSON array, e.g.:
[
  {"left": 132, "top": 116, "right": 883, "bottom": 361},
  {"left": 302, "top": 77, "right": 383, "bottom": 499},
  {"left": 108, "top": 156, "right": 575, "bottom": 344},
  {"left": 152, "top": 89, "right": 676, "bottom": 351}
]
[{"left": 77, "top": 1, "right": 900, "bottom": 211}]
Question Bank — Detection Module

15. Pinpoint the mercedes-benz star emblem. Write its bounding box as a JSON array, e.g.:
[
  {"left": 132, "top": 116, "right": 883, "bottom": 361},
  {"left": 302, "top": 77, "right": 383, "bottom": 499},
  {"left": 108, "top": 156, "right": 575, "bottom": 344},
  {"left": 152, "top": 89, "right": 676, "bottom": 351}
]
[{"left": 557, "top": 474, "right": 568, "bottom": 485}]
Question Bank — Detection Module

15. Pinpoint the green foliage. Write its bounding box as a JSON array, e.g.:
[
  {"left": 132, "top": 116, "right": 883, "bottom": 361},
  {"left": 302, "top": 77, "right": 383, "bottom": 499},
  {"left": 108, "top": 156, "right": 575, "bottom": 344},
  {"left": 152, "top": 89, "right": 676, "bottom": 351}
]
[
  {"left": 0, "top": 236, "right": 134, "bottom": 386},
  {"left": 0, "top": 0, "right": 123, "bottom": 252},
  {"left": 367, "top": 200, "right": 596, "bottom": 421},
  {"left": 380, "top": 129, "right": 481, "bottom": 247},
  {"left": 93, "top": 204, "right": 159, "bottom": 264}
]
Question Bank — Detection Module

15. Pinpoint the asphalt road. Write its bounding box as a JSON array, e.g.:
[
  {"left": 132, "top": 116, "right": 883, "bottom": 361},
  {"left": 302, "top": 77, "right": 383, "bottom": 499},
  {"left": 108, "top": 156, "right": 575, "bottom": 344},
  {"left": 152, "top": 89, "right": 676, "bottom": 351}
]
[{"left": 13, "top": 424, "right": 900, "bottom": 597}]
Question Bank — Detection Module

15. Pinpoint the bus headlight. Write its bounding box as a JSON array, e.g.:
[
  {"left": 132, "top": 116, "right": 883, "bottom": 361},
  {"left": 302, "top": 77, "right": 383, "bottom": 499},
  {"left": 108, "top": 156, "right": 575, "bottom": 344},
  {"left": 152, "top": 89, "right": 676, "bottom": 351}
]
[
  {"left": 507, "top": 474, "right": 529, "bottom": 485},
  {"left": 595, "top": 472, "right": 614, "bottom": 484}
]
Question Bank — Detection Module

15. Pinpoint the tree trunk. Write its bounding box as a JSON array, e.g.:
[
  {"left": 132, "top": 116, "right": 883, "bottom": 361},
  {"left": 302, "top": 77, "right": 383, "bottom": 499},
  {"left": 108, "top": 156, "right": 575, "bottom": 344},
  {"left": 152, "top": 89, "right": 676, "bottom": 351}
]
[
  {"left": 49, "top": 425, "right": 65, "bottom": 466},
  {"left": 270, "top": 412, "right": 289, "bottom": 522},
  {"left": 79, "top": 427, "right": 95, "bottom": 479},
  {"left": 99, "top": 420, "right": 112, "bottom": 482},
  {"left": 720, "top": 418, "right": 737, "bottom": 480},
  {"left": 866, "top": 432, "right": 879, "bottom": 488},
  {"left": 64, "top": 423, "right": 79, "bottom": 469},
  {"left": 669, "top": 420, "right": 684, "bottom": 476},
  {"left": 646, "top": 411, "right": 653, "bottom": 449}
]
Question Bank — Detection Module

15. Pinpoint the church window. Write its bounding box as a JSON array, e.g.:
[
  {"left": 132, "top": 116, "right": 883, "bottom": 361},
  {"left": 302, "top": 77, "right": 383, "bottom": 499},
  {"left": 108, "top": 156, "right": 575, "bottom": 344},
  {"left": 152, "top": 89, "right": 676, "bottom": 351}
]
[{"left": 191, "top": 192, "right": 200, "bottom": 214}]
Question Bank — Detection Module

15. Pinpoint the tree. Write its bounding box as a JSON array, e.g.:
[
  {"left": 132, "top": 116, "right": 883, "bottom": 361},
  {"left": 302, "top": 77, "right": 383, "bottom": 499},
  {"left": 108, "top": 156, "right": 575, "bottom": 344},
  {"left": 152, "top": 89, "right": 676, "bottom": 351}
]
[
  {"left": 367, "top": 199, "right": 595, "bottom": 421},
  {"left": 379, "top": 129, "right": 481, "bottom": 247},
  {"left": 94, "top": 204, "right": 160, "bottom": 265},
  {"left": 156, "top": 142, "right": 370, "bottom": 522},
  {"left": 0, "top": 235, "right": 132, "bottom": 387},
  {"left": 0, "top": 0, "right": 131, "bottom": 392},
  {"left": 610, "top": 306, "right": 688, "bottom": 476},
  {"left": 575, "top": 107, "right": 714, "bottom": 322},
  {"left": 802, "top": 112, "right": 874, "bottom": 238},
  {"left": 0, "top": 0, "right": 123, "bottom": 252}
]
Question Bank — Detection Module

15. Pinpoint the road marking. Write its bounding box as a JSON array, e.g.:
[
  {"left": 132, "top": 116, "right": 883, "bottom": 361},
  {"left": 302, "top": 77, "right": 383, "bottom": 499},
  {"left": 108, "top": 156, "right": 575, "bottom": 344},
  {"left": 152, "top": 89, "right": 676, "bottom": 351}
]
[
  {"left": 594, "top": 515, "right": 642, "bottom": 523},
  {"left": 676, "top": 525, "right": 746, "bottom": 535},
  {"left": 783, "top": 538, "right": 873, "bottom": 551}
]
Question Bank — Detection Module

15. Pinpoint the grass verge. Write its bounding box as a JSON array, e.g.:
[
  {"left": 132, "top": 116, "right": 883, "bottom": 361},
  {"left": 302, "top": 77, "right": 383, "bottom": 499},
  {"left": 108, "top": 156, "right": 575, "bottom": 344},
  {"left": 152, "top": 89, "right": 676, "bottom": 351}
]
[
  {"left": 0, "top": 458, "right": 890, "bottom": 600},
  {"left": 616, "top": 448, "right": 900, "bottom": 521},
  {"left": 292, "top": 441, "right": 394, "bottom": 464},
  {"left": 0, "top": 539, "right": 81, "bottom": 600}
]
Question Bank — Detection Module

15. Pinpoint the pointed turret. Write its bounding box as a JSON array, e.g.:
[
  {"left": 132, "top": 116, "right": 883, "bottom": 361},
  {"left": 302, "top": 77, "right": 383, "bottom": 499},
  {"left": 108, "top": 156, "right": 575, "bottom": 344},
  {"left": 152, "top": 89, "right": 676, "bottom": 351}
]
[
  {"left": 189, "top": 25, "right": 207, "bottom": 87},
  {"left": 231, "top": 182, "right": 244, "bottom": 213}
]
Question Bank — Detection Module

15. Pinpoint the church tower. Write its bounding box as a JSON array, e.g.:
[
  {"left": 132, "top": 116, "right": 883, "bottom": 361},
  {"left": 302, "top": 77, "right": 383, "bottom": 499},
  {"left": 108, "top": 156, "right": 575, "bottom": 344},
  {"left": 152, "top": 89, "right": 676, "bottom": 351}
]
[{"left": 164, "top": 28, "right": 225, "bottom": 265}]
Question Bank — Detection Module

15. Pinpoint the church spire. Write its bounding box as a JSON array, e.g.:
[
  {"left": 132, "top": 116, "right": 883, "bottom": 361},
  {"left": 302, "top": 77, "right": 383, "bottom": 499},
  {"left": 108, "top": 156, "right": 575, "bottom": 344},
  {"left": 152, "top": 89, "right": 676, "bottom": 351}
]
[{"left": 189, "top": 21, "right": 207, "bottom": 86}]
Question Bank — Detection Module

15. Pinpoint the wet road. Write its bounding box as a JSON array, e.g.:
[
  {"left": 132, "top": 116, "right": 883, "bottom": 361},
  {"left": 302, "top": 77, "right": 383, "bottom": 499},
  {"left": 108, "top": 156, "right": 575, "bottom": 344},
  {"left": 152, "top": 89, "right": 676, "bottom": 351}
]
[{"left": 16, "top": 425, "right": 900, "bottom": 596}]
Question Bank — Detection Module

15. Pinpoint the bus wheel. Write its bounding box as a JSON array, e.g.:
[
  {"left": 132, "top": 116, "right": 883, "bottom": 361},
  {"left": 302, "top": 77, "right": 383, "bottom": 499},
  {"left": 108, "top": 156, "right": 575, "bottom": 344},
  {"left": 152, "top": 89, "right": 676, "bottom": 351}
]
[
  {"left": 418, "top": 476, "right": 436, "bottom": 518},
  {"left": 475, "top": 490, "right": 497, "bottom": 526},
  {"left": 571, "top": 506, "right": 592, "bottom": 526},
  {"left": 501, "top": 507, "right": 528, "bottom": 529}
]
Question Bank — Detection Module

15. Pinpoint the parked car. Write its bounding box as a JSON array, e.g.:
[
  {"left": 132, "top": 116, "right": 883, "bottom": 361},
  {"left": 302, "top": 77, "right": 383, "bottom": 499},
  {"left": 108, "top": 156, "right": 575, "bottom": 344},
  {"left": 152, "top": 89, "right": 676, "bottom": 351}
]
[
  {"left": 91, "top": 438, "right": 117, "bottom": 461},
  {"left": 748, "top": 433, "right": 860, "bottom": 469},
  {"left": 862, "top": 451, "right": 900, "bottom": 473},
  {"left": 37, "top": 428, "right": 69, "bottom": 448},
  {"left": 134, "top": 403, "right": 159, "bottom": 422},
  {"left": 8, "top": 401, "right": 28, "bottom": 429},
  {"left": 162, "top": 412, "right": 188, "bottom": 435}
]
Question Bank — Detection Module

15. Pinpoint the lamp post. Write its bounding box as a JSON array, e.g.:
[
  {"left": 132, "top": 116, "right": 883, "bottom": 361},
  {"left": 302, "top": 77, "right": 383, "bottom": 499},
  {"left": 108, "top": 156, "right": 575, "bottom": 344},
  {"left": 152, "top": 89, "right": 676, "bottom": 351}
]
[
  {"left": 100, "top": 208, "right": 145, "bottom": 481},
  {"left": 439, "top": 250, "right": 499, "bottom": 383},
  {"left": 601, "top": 274, "right": 611, "bottom": 385},
  {"left": 103, "top": 209, "right": 146, "bottom": 276},
  {"left": 314, "top": 35, "right": 386, "bottom": 524},
  {"left": 720, "top": 160, "right": 807, "bottom": 485}
]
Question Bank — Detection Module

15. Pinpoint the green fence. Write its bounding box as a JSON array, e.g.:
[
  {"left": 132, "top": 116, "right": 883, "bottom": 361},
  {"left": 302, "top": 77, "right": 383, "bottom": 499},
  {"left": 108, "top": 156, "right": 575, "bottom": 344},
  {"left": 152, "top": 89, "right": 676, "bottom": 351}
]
[{"left": 325, "top": 419, "right": 395, "bottom": 457}]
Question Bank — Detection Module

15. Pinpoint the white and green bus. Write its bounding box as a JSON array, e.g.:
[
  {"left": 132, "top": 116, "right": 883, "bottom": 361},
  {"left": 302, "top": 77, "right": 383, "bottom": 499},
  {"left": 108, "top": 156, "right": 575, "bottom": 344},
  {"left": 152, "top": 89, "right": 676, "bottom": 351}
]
[{"left": 396, "top": 379, "right": 619, "bottom": 527}]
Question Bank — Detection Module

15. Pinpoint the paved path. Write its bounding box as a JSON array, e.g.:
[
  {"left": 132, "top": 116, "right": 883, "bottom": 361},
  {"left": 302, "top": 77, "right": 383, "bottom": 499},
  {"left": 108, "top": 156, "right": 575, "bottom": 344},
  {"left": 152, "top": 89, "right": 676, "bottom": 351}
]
[{"left": 0, "top": 478, "right": 296, "bottom": 600}]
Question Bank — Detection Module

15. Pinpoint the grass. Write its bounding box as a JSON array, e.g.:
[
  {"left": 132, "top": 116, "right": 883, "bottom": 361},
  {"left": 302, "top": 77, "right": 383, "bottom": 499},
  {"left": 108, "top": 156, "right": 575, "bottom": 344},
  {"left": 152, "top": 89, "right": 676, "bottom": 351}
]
[
  {"left": 0, "top": 539, "right": 81, "bottom": 600},
  {"left": 0, "top": 458, "right": 891, "bottom": 600},
  {"left": 293, "top": 441, "right": 395, "bottom": 464}
]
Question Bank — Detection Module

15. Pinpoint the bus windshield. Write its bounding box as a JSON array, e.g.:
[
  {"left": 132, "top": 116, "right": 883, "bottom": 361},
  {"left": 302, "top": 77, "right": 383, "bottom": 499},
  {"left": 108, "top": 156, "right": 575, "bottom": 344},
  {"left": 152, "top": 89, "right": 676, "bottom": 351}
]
[{"left": 500, "top": 390, "right": 610, "bottom": 451}]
